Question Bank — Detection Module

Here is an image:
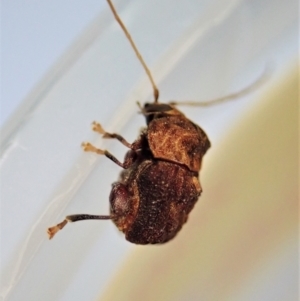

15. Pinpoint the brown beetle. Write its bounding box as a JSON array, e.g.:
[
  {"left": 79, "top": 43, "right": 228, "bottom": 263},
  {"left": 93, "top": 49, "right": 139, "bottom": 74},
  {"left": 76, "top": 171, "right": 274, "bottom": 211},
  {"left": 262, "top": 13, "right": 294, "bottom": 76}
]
[
  {"left": 48, "top": 104, "right": 210, "bottom": 244},
  {"left": 47, "top": 0, "right": 265, "bottom": 244},
  {"left": 84, "top": 104, "right": 210, "bottom": 244}
]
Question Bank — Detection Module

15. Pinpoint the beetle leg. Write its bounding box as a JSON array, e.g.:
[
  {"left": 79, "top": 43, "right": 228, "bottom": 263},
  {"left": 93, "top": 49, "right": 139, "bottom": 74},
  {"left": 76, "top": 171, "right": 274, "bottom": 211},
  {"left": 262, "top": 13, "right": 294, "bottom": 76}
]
[
  {"left": 48, "top": 214, "right": 111, "bottom": 239},
  {"left": 81, "top": 142, "right": 134, "bottom": 169},
  {"left": 92, "top": 122, "right": 133, "bottom": 149}
]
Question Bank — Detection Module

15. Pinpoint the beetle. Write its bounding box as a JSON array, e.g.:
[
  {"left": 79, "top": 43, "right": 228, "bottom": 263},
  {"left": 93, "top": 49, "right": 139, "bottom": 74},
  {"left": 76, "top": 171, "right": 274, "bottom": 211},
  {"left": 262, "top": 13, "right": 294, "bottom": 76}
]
[
  {"left": 48, "top": 102, "right": 210, "bottom": 244},
  {"left": 47, "top": 0, "right": 266, "bottom": 244}
]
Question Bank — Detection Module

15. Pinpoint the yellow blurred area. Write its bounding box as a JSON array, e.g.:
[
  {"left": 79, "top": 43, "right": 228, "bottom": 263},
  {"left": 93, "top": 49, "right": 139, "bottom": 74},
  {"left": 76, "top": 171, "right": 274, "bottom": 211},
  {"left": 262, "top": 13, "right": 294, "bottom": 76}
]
[{"left": 99, "top": 64, "right": 298, "bottom": 301}]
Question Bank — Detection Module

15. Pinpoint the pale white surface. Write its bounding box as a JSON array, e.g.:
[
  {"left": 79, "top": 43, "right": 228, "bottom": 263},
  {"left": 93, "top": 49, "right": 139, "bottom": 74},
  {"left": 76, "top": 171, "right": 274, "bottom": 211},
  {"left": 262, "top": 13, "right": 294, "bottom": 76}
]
[
  {"left": 1, "top": 0, "right": 106, "bottom": 126},
  {"left": 0, "top": 0, "right": 298, "bottom": 300}
]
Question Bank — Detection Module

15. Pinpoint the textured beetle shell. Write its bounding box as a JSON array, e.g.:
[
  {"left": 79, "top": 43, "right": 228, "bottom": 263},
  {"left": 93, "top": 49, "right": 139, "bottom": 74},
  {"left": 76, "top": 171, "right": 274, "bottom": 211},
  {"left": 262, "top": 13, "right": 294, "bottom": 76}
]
[
  {"left": 112, "top": 158, "right": 202, "bottom": 244},
  {"left": 147, "top": 115, "right": 211, "bottom": 172},
  {"left": 108, "top": 102, "right": 211, "bottom": 244}
]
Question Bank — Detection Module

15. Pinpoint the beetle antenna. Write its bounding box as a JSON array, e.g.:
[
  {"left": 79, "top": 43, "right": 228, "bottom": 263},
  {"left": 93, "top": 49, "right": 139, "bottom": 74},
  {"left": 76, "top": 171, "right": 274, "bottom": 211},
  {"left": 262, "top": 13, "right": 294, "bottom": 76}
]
[
  {"left": 106, "top": 0, "right": 159, "bottom": 103},
  {"left": 169, "top": 64, "right": 272, "bottom": 107},
  {"left": 47, "top": 214, "right": 111, "bottom": 239}
]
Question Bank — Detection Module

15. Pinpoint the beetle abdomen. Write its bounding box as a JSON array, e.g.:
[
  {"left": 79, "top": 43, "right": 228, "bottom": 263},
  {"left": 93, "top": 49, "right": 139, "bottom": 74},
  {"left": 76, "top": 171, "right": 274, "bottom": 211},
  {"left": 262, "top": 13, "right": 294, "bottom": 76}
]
[{"left": 126, "top": 160, "right": 200, "bottom": 244}]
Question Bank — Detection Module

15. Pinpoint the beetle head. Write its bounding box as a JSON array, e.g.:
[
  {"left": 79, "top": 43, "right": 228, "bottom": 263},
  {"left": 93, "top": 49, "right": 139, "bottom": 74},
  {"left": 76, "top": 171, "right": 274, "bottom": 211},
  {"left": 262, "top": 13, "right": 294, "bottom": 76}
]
[{"left": 143, "top": 103, "right": 184, "bottom": 124}]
